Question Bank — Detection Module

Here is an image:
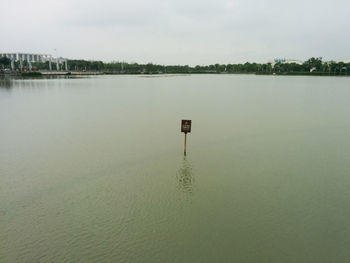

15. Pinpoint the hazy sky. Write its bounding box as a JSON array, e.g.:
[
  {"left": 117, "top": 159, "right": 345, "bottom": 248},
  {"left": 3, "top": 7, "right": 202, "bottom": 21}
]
[{"left": 1, "top": 0, "right": 349, "bottom": 65}]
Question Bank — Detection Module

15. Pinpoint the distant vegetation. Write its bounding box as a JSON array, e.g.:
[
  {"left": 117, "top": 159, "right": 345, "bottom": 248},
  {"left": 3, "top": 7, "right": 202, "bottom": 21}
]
[
  {"left": 0, "top": 57, "right": 11, "bottom": 68},
  {"left": 1, "top": 56, "right": 349, "bottom": 76},
  {"left": 66, "top": 57, "right": 350, "bottom": 75},
  {"left": 21, "top": 71, "right": 42, "bottom": 77}
]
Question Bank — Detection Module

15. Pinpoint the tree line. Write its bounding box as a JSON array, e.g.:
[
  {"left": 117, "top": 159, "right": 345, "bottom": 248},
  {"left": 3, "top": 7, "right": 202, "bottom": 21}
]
[
  {"left": 1, "top": 56, "right": 349, "bottom": 75},
  {"left": 62, "top": 57, "right": 350, "bottom": 75}
]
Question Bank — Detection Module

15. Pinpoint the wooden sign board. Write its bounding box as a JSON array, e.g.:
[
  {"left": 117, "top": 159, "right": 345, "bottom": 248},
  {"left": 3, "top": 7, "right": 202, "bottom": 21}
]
[{"left": 181, "top": 120, "right": 192, "bottom": 133}]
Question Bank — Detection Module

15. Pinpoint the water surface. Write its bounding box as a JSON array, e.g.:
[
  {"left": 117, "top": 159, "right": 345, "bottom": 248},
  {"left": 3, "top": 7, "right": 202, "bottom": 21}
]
[{"left": 1, "top": 75, "right": 350, "bottom": 262}]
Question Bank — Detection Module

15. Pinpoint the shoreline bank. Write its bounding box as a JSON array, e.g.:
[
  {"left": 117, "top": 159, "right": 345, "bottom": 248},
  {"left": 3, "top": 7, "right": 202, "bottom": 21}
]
[{"left": 1, "top": 71, "right": 350, "bottom": 78}]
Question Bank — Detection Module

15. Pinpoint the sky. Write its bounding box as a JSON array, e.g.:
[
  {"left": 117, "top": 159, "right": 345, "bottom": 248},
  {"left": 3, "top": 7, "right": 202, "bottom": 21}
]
[{"left": 1, "top": 0, "right": 350, "bottom": 65}]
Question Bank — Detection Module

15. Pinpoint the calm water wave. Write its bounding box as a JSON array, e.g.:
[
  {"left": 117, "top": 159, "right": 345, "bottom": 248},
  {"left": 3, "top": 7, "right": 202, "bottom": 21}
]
[{"left": 1, "top": 75, "right": 350, "bottom": 262}]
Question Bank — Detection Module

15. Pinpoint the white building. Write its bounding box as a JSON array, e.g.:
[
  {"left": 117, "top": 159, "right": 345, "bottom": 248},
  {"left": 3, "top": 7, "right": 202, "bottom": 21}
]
[
  {"left": 336, "top": 59, "right": 350, "bottom": 64},
  {"left": 0, "top": 52, "right": 53, "bottom": 63},
  {"left": 0, "top": 52, "right": 68, "bottom": 70}
]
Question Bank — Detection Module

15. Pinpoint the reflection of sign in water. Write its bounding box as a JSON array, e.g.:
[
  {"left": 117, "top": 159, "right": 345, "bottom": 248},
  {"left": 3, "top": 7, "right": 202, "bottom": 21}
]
[
  {"left": 177, "top": 156, "right": 194, "bottom": 194},
  {"left": 181, "top": 120, "right": 191, "bottom": 133}
]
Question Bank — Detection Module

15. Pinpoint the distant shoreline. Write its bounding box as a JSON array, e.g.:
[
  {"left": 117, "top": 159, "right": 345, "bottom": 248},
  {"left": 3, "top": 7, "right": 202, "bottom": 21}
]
[
  {"left": 1, "top": 71, "right": 350, "bottom": 78},
  {"left": 1, "top": 57, "right": 349, "bottom": 77}
]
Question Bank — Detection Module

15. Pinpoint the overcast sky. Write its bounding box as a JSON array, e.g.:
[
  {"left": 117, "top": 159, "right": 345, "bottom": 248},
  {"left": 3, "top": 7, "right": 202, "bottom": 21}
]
[{"left": 1, "top": 0, "right": 349, "bottom": 65}]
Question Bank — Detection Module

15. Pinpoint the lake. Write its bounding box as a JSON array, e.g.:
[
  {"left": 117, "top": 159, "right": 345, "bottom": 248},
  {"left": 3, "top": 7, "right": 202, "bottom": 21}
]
[{"left": 1, "top": 74, "right": 350, "bottom": 262}]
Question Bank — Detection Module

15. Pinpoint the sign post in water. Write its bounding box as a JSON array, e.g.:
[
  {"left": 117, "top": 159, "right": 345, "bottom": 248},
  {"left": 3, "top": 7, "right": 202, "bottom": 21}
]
[{"left": 181, "top": 120, "right": 192, "bottom": 155}]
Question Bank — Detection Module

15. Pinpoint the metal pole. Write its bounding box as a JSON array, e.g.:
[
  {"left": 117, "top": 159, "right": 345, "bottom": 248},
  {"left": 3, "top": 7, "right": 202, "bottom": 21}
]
[{"left": 184, "top": 133, "right": 187, "bottom": 156}]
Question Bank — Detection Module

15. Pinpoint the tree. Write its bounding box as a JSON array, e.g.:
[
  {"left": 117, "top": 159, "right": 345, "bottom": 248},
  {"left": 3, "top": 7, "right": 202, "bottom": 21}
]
[
  {"left": 303, "top": 57, "right": 323, "bottom": 71},
  {"left": 0, "top": 56, "right": 11, "bottom": 68}
]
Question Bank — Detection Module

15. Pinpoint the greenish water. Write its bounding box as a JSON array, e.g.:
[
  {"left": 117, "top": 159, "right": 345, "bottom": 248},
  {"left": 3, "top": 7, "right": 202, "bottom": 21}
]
[{"left": 1, "top": 75, "right": 350, "bottom": 262}]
